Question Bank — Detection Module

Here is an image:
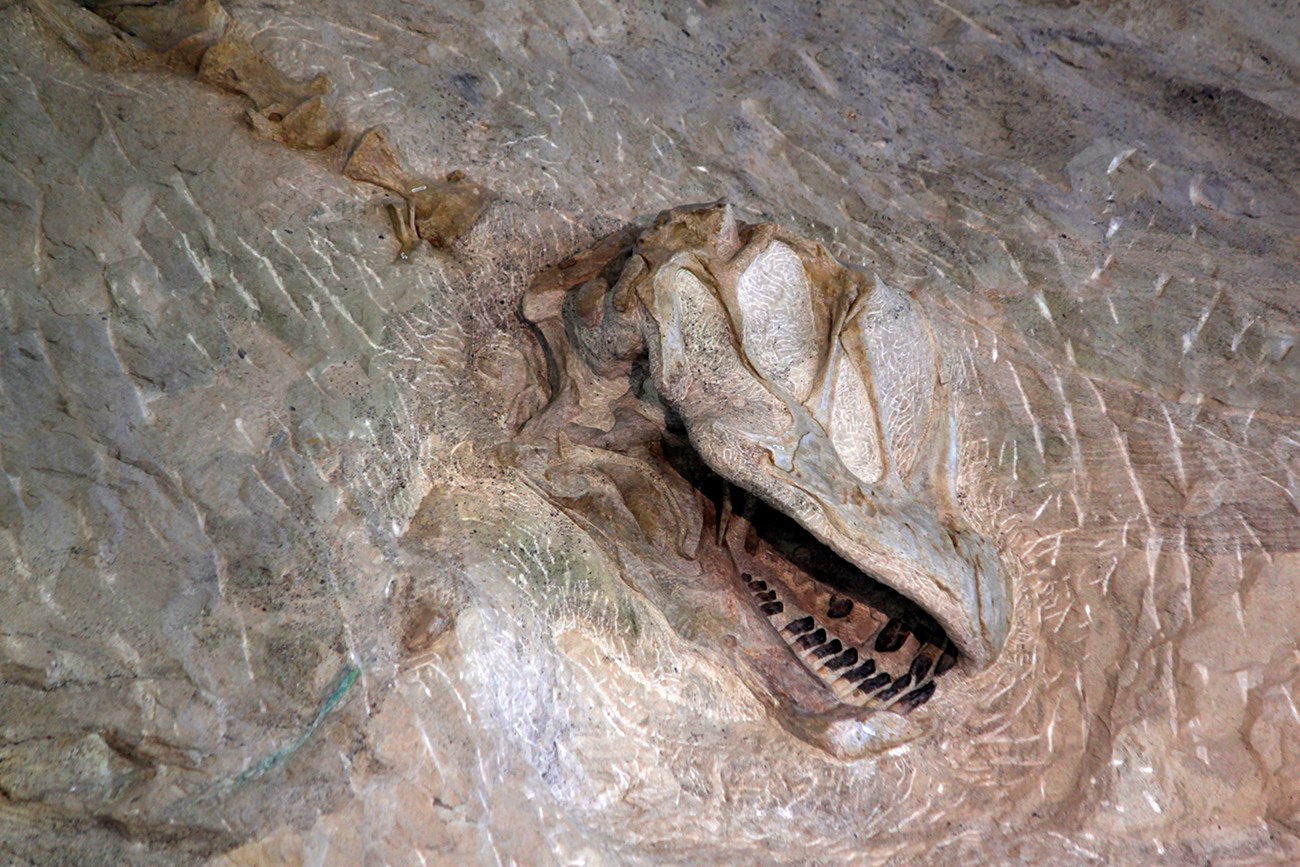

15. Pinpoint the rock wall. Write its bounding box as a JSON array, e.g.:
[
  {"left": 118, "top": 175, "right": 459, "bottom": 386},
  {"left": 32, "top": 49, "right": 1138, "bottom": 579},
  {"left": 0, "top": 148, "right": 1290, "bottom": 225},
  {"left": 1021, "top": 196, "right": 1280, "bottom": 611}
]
[{"left": 1, "top": 0, "right": 1298, "bottom": 863}]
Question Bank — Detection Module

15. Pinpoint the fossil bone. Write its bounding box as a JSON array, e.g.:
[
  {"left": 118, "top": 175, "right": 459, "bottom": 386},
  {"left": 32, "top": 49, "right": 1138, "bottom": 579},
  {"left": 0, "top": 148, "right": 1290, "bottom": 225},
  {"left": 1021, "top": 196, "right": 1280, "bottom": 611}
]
[
  {"left": 35, "top": 0, "right": 494, "bottom": 250},
  {"left": 533, "top": 203, "right": 1011, "bottom": 669},
  {"left": 343, "top": 127, "right": 496, "bottom": 251},
  {"left": 6, "top": 0, "right": 1300, "bottom": 861}
]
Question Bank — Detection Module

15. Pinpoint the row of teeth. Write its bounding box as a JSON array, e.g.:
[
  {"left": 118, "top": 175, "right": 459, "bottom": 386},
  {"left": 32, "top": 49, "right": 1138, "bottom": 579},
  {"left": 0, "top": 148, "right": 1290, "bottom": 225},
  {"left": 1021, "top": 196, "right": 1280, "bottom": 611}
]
[{"left": 742, "top": 573, "right": 954, "bottom": 714}]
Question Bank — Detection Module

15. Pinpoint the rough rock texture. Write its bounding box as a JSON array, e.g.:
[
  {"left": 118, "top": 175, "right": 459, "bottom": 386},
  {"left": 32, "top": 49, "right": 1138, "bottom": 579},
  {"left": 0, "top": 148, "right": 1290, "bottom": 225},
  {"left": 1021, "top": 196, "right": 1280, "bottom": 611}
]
[{"left": 1, "top": 0, "right": 1298, "bottom": 864}]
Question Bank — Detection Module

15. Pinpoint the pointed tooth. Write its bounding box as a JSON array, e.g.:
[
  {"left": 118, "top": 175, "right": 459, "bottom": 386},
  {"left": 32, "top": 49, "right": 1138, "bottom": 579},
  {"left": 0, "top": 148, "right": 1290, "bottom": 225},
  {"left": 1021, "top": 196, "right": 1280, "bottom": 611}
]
[
  {"left": 826, "top": 595, "right": 854, "bottom": 619},
  {"left": 823, "top": 647, "right": 858, "bottom": 672},
  {"left": 811, "top": 638, "right": 843, "bottom": 661},
  {"left": 782, "top": 616, "right": 815, "bottom": 635},
  {"left": 897, "top": 681, "right": 936, "bottom": 713},
  {"left": 856, "top": 672, "right": 891, "bottom": 697},
  {"left": 795, "top": 628, "right": 827, "bottom": 652},
  {"left": 912, "top": 621, "right": 940, "bottom": 647},
  {"left": 840, "top": 658, "right": 876, "bottom": 683},
  {"left": 876, "top": 672, "right": 913, "bottom": 703},
  {"left": 832, "top": 658, "right": 877, "bottom": 698},
  {"left": 908, "top": 644, "right": 942, "bottom": 682},
  {"left": 934, "top": 640, "right": 959, "bottom": 675},
  {"left": 874, "top": 618, "right": 910, "bottom": 653}
]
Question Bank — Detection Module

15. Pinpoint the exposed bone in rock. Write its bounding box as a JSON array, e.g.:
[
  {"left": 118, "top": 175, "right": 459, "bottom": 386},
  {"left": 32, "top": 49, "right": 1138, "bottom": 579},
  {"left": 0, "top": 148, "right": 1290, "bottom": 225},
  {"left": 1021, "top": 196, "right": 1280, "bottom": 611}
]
[
  {"left": 81, "top": 0, "right": 229, "bottom": 68},
  {"left": 3, "top": 0, "right": 1300, "bottom": 863},
  {"left": 829, "top": 356, "right": 884, "bottom": 484},
  {"left": 524, "top": 203, "right": 1010, "bottom": 670},
  {"left": 734, "top": 241, "right": 820, "bottom": 401},
  {"left": 343, "top": 126, "right": 496, "bottom": 252},
  {"left": 852, "top": 278, "right": 937, "bottom": 483},
  {"left": 197, "top": 34, "right": 341, "bottom": 150},
  {"left": 38, "top": 0, "right": 493, "bottom": 249}
]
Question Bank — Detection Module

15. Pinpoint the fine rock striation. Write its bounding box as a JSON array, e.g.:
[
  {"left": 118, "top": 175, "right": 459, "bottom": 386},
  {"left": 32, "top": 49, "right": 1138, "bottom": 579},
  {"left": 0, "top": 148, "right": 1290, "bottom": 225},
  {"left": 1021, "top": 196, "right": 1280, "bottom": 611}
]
[{"left": 1, "top": 0, "right": 1298, "bottom": 864}]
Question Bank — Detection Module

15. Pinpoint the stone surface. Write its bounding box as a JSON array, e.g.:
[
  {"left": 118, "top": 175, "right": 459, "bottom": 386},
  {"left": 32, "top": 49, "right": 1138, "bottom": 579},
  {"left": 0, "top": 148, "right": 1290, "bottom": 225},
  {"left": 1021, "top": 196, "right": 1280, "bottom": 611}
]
[{"left": 1, "top": 0, "right": 1298, "bottom": 864}]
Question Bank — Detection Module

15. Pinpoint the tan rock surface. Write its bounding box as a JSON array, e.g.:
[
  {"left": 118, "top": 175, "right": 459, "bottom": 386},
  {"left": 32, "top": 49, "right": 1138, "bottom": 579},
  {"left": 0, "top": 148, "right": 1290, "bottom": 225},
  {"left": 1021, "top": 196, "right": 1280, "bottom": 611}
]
[{"left": 1, "top": 0, "right": 1298, "bottom": 863}]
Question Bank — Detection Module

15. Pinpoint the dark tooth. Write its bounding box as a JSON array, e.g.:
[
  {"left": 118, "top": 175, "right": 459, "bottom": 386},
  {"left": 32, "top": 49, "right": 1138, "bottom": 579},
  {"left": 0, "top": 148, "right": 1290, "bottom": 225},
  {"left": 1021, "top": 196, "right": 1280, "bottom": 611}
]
[
  {"left": 750, "top": 580, "right": 768, "bottom": 592},
  {"left": 857, "top": 672, "right": 891, "bottom": 694},
  {"left": 842, "top": 659, "right": 876, "bottom": 681},
  {"left": 783, "top": 616, "right": 815, "bottom": 635},
  {"left": 874, "top": 619, "right": 910, "bottom": 653},
  {"left": 826, "top": 595, "right": 854, "bottom": 619},
  {"left": 911, "top": 621, "right": 938, "bottom": 646},
  {"left": 824, "top": 647, "right": 859, "bottom": 670},
  {"left": 908, "top": 650, "right": 937, "bottom": 682},
  {"left": 795, "top": 628, "right": 827, "bottom": 651},
  {"left": 760, "top": 601, "right": 784, "bottom": 616},
  {"left": 757, "top": 590, "right": 777, "bottom": 603},
  {"left": 897, "top": 681, "right": 936, "bottom": 713},
  {"left": 935, "top": 641, "right": 959, "bottom": 675},
  {"left": 812, "top": 639, "right": 843, "bottom": 660},
  {"left": 876, "top": 672, "right": 913, "bottom": 701},
  {"left": 741, "top": 573, "right": 753, "bottom": 584}
]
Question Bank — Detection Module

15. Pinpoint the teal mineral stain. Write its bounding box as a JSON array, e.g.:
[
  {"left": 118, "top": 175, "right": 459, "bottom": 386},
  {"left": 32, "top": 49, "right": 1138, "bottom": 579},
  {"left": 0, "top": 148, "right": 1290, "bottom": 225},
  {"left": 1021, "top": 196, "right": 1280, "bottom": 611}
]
[{"left": 236, "top": 664, "right": 360, "bottom": 785}]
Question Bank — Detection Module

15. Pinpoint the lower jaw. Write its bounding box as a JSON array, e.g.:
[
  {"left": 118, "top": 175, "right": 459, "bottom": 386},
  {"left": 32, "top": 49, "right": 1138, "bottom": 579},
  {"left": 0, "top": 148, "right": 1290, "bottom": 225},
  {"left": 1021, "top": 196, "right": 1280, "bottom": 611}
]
[
  {"left": 724, "top": 508, "right": 956, "bottom": 713},
  {"left": 670, "top": 439, "right": 962, "bottom": 754}
]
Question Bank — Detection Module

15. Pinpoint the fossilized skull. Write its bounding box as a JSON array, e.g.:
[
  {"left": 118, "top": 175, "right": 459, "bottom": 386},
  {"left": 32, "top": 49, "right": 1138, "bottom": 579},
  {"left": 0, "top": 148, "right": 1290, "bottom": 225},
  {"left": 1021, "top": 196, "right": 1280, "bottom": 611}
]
[{"left": 518, "top": 203, "right": 1013, "bottom": 744}]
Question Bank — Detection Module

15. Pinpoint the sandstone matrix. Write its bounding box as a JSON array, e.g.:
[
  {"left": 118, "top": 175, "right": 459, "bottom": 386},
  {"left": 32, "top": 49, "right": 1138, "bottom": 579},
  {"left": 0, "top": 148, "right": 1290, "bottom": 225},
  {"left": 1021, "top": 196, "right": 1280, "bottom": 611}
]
[{"left": 1, "top": 0, "right": 1298, "bottom": 864}]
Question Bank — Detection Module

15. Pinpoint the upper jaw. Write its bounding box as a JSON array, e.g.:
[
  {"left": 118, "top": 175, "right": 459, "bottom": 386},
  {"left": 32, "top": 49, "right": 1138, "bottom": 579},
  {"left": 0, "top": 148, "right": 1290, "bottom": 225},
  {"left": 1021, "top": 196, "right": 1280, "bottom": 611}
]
[
  {"left": 623, "top": 204, "right": 1012, "bottom": 670},
  {"left": 687, "top": 415, "right": 1008, "bottom": 669}
]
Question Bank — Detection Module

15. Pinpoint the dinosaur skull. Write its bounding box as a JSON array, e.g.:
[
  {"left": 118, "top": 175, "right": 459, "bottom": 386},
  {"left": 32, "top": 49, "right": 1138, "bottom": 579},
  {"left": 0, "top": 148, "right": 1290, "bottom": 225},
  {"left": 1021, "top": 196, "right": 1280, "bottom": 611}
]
[{"left": 520, "top": 203, "right": 1012, "bottom": 726}]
